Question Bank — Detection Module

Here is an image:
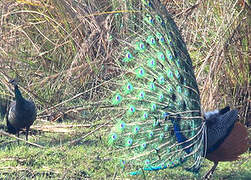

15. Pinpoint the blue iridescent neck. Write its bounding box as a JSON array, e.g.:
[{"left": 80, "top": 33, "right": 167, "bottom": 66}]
[{"left": 14, "top": 84, "right": 24, "bottom": 102}]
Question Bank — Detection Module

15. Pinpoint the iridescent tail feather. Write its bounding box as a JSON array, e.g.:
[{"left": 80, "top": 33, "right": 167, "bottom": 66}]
[{"left": 88, "top": 0, "right": 206, "bottom": 175}]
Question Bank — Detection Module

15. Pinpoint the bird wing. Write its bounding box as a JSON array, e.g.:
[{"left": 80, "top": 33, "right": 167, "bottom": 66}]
[
  {"left": 206, "top": 109, "right": 238, "bottom": 153},
  {"left": 6, "top": 101, "right": 17, "bottom": 134}
]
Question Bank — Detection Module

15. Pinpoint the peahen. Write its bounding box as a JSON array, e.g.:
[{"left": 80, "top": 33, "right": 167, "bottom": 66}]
[
  {"left": 6, "top": 79, "right": 37, "bottom": 141},
  {"left": 88, "top": 0, "right": 248, "bottom": 179}
]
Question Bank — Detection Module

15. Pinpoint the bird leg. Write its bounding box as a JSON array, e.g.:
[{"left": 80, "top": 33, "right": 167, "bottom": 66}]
[
  {"left": 203, "top": 161, "right": 218, "bottom": 180},
  {"left": 17, "top": 131, "right": 20, "bottom": 145},
  {"left": 25, "top": 126, "right": 30, "bottom": 141}
]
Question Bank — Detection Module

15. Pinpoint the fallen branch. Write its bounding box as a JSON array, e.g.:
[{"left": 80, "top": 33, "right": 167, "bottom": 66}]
[
  {"left": 0, "top": 130, "right": 45, "bottom": 148},
  {"left": 32, "top": 124, "right": 92, "bottom": 129},
  {"left": 68, "top": 122, "right": 109, "bottom": 145}
]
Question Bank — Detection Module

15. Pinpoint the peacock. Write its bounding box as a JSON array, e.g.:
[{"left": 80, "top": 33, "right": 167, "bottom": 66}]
[
  {"left": 6, "top": 79, "right": 37, "bottom": 141},
  {"left": 203, "top": 106, "right": 248, "bottom": 179},
  {"left": 86, "top": 0, "right": 248, "bottom": 179}
]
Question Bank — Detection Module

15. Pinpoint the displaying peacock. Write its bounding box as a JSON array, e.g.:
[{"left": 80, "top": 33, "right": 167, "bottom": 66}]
[
  {"left": 86, "top": 0, "right": 248, "bottom": 179},
  {"left": 6, "top": 79, "right": 37, "bottom": 141}
]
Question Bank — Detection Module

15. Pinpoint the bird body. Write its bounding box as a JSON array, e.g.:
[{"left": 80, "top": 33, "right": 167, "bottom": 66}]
[
  {"left": 206, "top": 121, "right": 248, "bottom": 162},
  {"left": 6, "top": 80, "right": 36, "bottom": 141},
  {"left": 85, "top": 0, "right": 248, "bottom": 178},
  {"left": 203, "top": 108, "right": 248, "bottom": 179}
]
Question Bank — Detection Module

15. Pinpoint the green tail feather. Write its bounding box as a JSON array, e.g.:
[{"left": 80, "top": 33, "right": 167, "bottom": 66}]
[{"left": 92, "top": 0, "right": 206, "bottom": 174}]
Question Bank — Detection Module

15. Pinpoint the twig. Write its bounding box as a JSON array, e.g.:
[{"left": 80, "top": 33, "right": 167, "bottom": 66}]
[
  {"left": 32, "top": 124, "right": 92, "bottom": 129},
  {"left": 174, "top": 3, "right": 200, "bottom": 18},
  {"left": 0, "top": 130, "right": 45, "bottom": 148},
  {"left": 112, "top": 170, "right": 117, "bottom": 180},
  {"left": 68, "top": 121, "right": 109, "bottom": 145}
]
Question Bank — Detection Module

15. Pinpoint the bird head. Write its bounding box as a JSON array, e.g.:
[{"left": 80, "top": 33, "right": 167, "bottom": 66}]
[{"left": 9, "top": 79, "right": 18, "bottom": 86}]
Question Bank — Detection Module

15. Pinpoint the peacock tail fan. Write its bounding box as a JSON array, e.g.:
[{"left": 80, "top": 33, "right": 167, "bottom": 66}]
[{"left": 91, "top": 0, "right": 207, "bottom": 175}]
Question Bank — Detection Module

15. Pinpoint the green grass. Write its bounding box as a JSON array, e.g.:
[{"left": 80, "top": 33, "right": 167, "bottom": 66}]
[
  {"left": 0, "top": 0, "right": 250, "bottom": 179},
  {"left": 0, "top": 127, "right": 250, "bottom": 179}
]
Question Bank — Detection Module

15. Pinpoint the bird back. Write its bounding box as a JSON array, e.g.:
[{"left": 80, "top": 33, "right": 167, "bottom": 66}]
[{"left": 206, "top": 121, "right": 249, "bottom": 162}]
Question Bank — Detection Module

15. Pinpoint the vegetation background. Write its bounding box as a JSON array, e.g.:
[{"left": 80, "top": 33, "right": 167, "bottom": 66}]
[{"left": 0, "top": 0, "right": 250, "bottom": 179}]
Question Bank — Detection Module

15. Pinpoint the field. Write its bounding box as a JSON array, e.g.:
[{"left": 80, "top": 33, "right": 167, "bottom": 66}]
[{"left": 0, "top": 0, "right": 250, "bottom": 179}]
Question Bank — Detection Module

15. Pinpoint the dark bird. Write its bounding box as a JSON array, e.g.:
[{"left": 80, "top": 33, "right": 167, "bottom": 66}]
[
  {"left": 203, "top": 106, "right": 248, "bottom": 179},
  {"left": 6, "top": 79, "right": 37, "bottom": 141},
  {"left": 87, "top": 0, "right": 249, "bottom": 179}
]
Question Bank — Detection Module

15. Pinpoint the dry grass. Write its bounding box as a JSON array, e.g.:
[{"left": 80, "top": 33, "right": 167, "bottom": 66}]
[
  {"left": 0, "top": 0, "right": 250, "bottom": 178},
  {"left": 163, "top": 0, "right": 250, "bottom": 124},
  {"left": 1, "top": 0, "right": 249, "bottom": 124}
]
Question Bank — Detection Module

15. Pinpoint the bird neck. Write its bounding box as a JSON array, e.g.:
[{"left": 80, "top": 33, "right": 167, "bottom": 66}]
[
  {"left": 170, "top": 116, "right": 191, "bottom": 154},
  {"left": 14, "top": 84, "right": 25, "bottom": 103}
]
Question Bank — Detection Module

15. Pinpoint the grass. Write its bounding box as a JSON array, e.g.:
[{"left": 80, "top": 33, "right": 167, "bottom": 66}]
[
  {"left": 0, "top": 126, "right": 250, "bottom": 179},
  {"left": 0, "top": 0, "right": 250, "bottom": 179}
]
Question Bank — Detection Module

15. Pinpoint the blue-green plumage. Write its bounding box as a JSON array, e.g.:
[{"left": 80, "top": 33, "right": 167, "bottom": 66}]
[
  {"left": 82, "top": 1, "right": 247, "bottom": 178},
  {"left": 96, "top": 0, "right": 206, "bottom": 174}
]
